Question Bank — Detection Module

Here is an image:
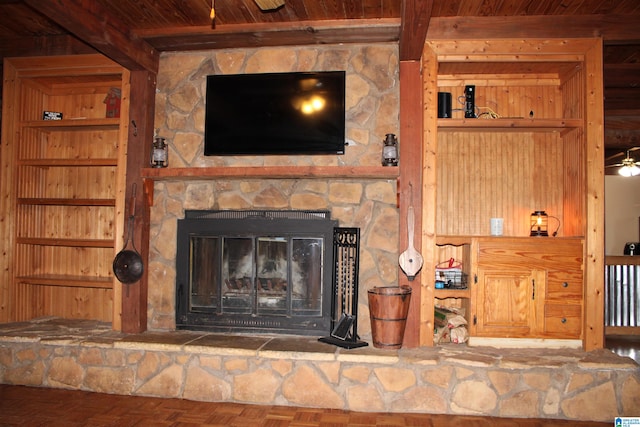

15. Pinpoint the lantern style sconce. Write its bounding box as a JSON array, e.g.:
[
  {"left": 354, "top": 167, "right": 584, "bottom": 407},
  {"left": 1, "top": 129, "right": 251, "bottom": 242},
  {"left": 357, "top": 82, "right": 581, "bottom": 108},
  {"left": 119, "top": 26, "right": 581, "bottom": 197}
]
[
  {"left": 151, "top": 136, "right": 168, "bottom": 168},
  {"left": 381, "top": 133, "right": 398, "bottom": 166},
  {"left": 530, "top": 210, "right": 549, "bottom": 237}
]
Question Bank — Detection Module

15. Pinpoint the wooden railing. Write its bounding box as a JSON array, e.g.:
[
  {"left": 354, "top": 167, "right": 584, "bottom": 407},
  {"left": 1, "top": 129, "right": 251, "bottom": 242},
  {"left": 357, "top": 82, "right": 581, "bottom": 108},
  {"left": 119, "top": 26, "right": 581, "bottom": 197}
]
[{"left": 605, "top": 256, "right": 640, "bottom": 332}]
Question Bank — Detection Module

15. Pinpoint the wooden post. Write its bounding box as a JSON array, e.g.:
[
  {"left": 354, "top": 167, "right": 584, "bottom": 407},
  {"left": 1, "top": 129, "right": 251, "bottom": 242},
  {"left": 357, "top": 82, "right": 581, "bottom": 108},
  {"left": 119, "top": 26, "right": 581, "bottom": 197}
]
[
  {"left": 120, "top": 69, "right": 157, "bottom": 333},
  {"left": 399, "top": 60, "right": 424, "bottom": 347},
  {"left": 583, "top": 38, "right": 606, "bottom": 350}
]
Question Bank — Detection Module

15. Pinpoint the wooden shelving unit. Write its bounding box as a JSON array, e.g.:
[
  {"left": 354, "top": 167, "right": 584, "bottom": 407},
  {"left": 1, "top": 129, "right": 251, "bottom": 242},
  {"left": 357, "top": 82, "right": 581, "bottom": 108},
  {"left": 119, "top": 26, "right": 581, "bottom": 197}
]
[
  {"left": 0, "top": 55, "right": 130, "bottom": 324},
  {"left": 437, "top": 118, "right": 583, "bottom": 131},
  {"left": 16, "top": 275, "right": 113, "bottom": 289},
  {"left": 17, "top": 198, "right": 116, "bottom": 206},
  {"left": 21, "top": 118, "right": 120, "bottom": 130},
  {"left": 421, "top": 39, "right": 604, "bottom": 349}
]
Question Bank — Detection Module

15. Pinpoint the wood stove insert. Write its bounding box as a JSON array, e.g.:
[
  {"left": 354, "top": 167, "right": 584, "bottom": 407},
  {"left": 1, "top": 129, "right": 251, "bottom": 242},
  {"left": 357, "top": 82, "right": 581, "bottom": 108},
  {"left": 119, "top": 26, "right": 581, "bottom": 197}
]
[{"left": 175, "top": 210, "right": 338, "bottom": 335}]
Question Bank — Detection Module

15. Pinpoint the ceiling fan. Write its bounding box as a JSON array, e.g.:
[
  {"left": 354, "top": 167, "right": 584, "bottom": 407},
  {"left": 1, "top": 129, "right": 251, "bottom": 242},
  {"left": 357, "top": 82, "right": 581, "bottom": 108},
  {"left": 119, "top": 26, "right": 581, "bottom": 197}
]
[
  {"left": 210, "top": 0, "right": 284, "bottom": 21},
  {"left": 606, "top": 148, "right": 640, "bottom": 177},
  {"left": 254, "top": 0, "right": 285, "bottom": 10}
]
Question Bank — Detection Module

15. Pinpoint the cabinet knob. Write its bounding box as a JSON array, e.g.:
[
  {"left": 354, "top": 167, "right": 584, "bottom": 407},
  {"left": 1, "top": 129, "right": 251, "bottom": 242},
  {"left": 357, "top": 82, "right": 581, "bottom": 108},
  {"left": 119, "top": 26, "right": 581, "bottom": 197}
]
[
  {"left": 562, "top": 282, "right": 569, "bottom": 288},
  {"left": 561, "top": 318, "right": 567, "bottom": 324}
]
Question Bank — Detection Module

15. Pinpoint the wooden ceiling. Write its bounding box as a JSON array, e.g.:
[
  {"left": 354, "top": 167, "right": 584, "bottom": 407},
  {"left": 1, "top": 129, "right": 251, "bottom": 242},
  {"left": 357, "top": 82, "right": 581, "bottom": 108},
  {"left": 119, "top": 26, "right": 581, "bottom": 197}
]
[{"left": 1, "top": 0, "right": 639, "bottom": 167}]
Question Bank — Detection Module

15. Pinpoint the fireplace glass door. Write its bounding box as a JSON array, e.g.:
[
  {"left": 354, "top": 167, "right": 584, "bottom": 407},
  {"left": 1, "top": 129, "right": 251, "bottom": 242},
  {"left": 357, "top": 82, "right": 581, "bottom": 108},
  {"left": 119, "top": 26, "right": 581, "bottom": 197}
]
[
  {"left": 188, "top": 236, "right": 324, "bottom": 317},
  {"left": 176, "top": 210, "right": 336, "bottom": 335}
]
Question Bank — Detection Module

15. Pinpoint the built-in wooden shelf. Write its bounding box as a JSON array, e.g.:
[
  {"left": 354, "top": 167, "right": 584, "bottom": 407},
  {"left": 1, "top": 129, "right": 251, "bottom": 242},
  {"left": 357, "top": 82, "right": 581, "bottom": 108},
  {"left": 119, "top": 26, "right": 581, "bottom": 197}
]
[
  {"left": 17, "top": 274, "right": 113, "bottom": 289},
  {"left": 436, "top": 235, "right": 474, "bottom": 246},
  {"left": 17, "top": 198, "right": 115, "bottom": 206},
  {"left": 2, "top": 55, "right": 126, "bottom": 325},
  {"left": 21, "top": 118, "right": 120, "bottom": 131},
  {"left": 141, "top": 165, "right": 400, "bottom": 180},
  {"left": 18, "top": 159, "right": 118, "bottom": 167},
  {"left": 437, "top": 118, "right": 583, "bottom": 132},
  {"left": 16, "top": 237, "right": 114, "bottom": 248},
  {"left": 435, "top": 235, "right": 584, "bottom": 245},
  {"left": 434, "top": 288, "right": 471, "bottom": 299}
]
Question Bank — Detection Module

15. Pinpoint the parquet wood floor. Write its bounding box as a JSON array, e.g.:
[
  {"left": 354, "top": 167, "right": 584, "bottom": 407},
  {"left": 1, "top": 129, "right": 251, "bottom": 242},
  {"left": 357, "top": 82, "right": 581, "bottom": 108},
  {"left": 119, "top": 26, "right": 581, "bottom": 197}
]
[{"left": 0, "top": 385, "right": 611, "bottom": 427}]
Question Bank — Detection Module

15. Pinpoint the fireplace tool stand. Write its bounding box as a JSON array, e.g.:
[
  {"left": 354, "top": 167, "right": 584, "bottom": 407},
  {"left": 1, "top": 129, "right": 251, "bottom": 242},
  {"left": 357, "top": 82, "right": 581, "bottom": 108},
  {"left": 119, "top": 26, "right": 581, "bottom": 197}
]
[{"left": 319, "top": 228, "right": 368, "bottom": 349}]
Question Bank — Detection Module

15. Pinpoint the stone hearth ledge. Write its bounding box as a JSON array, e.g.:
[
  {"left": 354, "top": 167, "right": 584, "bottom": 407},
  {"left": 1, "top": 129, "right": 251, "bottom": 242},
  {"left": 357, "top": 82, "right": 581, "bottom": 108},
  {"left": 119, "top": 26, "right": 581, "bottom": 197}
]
[
  {"left": 0, "top": 318, "right": 638, "bottom": 422},
  {"left": 3, "top": 318, "right": 633, "bottom": 369}
]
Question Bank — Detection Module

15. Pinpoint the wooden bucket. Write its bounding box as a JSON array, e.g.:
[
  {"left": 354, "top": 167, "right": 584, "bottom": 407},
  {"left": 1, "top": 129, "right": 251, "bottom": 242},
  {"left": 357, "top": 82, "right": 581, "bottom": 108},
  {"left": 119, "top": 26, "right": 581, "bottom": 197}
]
[{"left": 367, "top": 286, "right": 412, "bottom": 349}]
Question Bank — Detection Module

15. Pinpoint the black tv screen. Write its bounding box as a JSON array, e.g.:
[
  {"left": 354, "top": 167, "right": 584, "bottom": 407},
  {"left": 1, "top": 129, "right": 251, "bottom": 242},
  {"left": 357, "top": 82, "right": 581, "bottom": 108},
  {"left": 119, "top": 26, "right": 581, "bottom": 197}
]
[{"left": 204, "top": 71, "right": 346, "bottom": 155}]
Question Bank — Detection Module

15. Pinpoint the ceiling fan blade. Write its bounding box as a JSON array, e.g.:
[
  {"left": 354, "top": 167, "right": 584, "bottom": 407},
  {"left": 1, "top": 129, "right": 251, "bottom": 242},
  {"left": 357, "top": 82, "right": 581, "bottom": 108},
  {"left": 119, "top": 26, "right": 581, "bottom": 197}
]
[
  {"left": 254, "top": 0, "right": 285, "bottom": 10},
  {"left": 605, "top": 146, "right": 640, "bottom": 162}
]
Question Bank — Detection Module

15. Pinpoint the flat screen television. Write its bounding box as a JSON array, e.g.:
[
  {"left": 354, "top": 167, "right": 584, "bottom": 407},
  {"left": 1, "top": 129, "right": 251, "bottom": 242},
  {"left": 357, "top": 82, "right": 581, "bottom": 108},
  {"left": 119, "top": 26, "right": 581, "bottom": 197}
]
[{"left": 204, "top": 71, "right": 346, "bottom": 155}]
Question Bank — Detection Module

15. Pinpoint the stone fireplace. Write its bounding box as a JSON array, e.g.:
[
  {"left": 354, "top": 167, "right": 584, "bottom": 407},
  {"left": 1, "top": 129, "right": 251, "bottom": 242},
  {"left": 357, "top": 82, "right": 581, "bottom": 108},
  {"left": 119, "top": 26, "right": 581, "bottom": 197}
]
[
  {"left": 146, "top": 44, "right": 402, "bottom": 335},
  {"left": 175, "top": 209, "right": 337, "bottom": 335},
  {"left": 1, "top": 45, "right": 638, "bottom": 425}
]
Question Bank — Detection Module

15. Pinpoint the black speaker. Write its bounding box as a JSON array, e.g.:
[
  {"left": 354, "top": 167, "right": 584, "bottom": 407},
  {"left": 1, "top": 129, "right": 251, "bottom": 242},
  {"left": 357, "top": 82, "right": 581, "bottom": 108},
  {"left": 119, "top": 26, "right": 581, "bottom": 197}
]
[{"left": 438, "top": 92, "right": 452, "bottom": 118}]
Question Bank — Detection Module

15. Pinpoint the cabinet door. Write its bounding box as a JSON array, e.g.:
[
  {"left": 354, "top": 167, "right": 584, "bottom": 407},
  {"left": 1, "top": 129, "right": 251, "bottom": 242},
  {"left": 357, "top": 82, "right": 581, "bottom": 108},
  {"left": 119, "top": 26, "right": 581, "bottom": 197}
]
[{"left": 474, "top": 268, "right": 545, "bottom": 338}]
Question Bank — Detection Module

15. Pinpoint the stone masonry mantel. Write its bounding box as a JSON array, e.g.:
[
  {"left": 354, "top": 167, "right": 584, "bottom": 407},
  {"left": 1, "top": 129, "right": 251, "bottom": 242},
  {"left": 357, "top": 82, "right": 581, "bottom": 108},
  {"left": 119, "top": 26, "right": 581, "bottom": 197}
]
[{"left": 141, "top": 166, "right": 400, "bottom": 205}]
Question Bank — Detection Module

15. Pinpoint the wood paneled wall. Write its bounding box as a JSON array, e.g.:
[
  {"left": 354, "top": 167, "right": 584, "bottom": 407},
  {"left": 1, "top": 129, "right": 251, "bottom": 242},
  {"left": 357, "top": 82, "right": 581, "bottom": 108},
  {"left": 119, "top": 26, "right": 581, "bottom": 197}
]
[
  {"left": 561, "top": 68, "right": 587, "bottom": 237},
  {"left": 437, "top": 82, "right": 563, "bottom": 119},
  {"left": 12, "top": 284, "right": 113, "bottom": 321},
  {"left": 436, "top": 131, "right": 565, "bottom": 236}
]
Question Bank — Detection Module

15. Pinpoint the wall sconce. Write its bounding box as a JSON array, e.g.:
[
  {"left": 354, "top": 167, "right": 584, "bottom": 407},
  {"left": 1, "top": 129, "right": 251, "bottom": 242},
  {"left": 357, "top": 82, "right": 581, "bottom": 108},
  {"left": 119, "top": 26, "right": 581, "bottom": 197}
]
[
  {"left": 151, "top": 136, "right": 168, "bottom": 168},
  {"left": 381, "top": 133, "right": 398, "bottom": 167},
  {"left": 530, "top": 210, "right": 549, "bottom": 237}
]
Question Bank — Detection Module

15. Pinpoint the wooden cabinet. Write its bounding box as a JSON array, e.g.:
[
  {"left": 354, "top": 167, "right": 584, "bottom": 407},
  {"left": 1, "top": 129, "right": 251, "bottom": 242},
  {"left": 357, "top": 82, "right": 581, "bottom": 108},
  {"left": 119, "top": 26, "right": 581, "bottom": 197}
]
[
  {"left": 0, "top": 55, "right": 129, "bottom": 324},
  {"left": 474, "top": 267, "right": 541, "bottom": 337},
  {"left": 420, "top": 39, "right": 603, "bottom": 348},
  {"left": 470, "top": 238, "right": 583, "bottom": 340}
]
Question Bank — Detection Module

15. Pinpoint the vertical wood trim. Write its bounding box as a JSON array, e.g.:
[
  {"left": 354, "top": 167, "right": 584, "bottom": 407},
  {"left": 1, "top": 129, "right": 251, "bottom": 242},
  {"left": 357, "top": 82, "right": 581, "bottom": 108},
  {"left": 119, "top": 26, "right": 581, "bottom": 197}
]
[
  {"left": 120, "top": 69, "right": 156, "bottom": 333},
  {"left": 399, "top": 60, "right": 423, "bottom": 348},
  {"left": 583, "top": 38, "right": 605, "bottom": 351},
  {"left": 0, "top": 60, "right": 18, "bottom": 322},
  {"left": 468, "top": 238, "right": 479, "bottom": 336},
  {"left": 420, "top": 44, "right": 438, "bottom": 346},
  {"left": 111, "top": 69, "right": 131, "bottom": 331}
]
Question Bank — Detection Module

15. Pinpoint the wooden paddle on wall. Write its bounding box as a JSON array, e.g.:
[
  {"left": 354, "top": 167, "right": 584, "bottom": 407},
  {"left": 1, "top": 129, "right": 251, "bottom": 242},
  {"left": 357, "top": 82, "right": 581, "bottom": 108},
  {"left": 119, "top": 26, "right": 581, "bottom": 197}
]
[{"left": 399, "top": 205, "right": 423, "bottom": 281}]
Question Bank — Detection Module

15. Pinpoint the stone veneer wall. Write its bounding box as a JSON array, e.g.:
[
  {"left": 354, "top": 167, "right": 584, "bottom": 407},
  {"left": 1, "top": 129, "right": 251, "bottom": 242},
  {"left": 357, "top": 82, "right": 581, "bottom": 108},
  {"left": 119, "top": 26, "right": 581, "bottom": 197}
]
[
  {"left": 0, "top": 322, "right": 638, "bottom": 422},
  {"left": 148, "top": 44, "right": 401, "bottom": 338}
]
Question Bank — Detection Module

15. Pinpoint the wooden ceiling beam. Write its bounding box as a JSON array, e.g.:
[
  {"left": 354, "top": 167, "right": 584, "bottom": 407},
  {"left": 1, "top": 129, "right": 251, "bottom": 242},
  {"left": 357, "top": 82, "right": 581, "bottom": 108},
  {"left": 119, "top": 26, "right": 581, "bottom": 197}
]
[
  {"left": 605, "top": 88, "right": 640, "bottom": 111},
  {"left": 399, "top": 0, "right": 433, "bottom": 61},
  {"left": 426, "top": 15, "right": 640, "bottom": 44},
  {"left": 22, "top": 0, "right": 159, "bottom": 73},
  {"left": 605, "top": 115, "right": 640, "bottom": 131},
  {"left": 604, "top": 133, "right": 640, "bottom": 154},
  {"left": 137, "top": 19, "right": 400, "bottom": 51},
  {"left": 0, "top": 35, "right": 95, "bottom": 58},
  {"left": 604, "top": 64, "right": 640, "bottom": 88},
  {"left": 134, "top": 14, "right": 640, "bottom": 55}
]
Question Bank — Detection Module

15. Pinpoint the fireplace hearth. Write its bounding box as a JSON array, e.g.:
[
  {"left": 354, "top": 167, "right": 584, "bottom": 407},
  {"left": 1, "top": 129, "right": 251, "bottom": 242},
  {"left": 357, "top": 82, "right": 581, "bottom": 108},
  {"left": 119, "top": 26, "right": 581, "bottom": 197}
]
[{"left": 175, "top": 210, "right": 339, "bottom": 335}]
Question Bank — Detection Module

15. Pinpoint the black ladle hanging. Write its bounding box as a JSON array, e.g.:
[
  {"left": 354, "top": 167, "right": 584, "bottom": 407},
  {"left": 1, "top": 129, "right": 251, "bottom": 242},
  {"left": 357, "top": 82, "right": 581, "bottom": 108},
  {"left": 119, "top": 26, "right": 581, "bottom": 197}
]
[{"left": 113, "top": 184, "right": 144, "bottom": 287}]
